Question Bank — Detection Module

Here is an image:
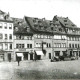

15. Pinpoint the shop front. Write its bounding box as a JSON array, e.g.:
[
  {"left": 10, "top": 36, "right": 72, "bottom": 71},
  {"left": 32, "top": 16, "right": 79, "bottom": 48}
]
[{"left": 34, "top": 51, "right": 44, "bottom": 60}]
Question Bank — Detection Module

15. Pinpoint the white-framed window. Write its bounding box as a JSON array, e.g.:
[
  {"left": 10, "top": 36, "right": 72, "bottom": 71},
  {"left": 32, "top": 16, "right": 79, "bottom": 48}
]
[
  {"left": 63, "top": 43, "right": 66, "bottom": 48},
  {"left": 16, "top": 44, "right": 24, "bottom": 49},
  {"left": 54, "top": 43, "right": 56, "bottom": 47},
  {"left": 27, "top": 44, "right": 32, "bottom": 48},
  {"left": 4, "top": 23, "right": 7, "bottom": 29},
  {"left": 44, "top": 35, "right": 47, "bottom": 38},
  {"left": 5, "top": 44, "right": 8, "bottom": 50},
  {"left": 9, "top": 24, "right": 12, "bottom": 29},
  {"left": 37, "top": 34, "right": 41, "bottom": 38},
  {"left": 34, "top": 34, "right": 37, "bottom": 38},
  {"left": 9, "top": 44, "right": 12, "bottom": 49},
  {"left": 5, "top": 34, "right": 7, "bottom": 40},
  {"left": 9, "top": 34, "right": 12, "bottom": 39},
  {"left": 41, "top": 35, "right": 44, "bottom": 38}
]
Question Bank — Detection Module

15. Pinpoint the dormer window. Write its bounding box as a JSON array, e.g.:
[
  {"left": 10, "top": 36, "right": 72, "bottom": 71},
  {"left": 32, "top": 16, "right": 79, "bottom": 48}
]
[
  {"left": 15, "top": 27, "right": 18, "bottom": 31},
  {"left": 38, "top": 20, "right": 41, "bottom": 23},
  {"left": 64, "top": 20, "right": 67, "bottom": 22},
  {"left": 59, "top": 28, "right": 62, "bottom": 32},
  {"left": 72, "top": 24, "right": 75, "bottom": 26},
  {"left": 0, "top": 15, "right": 4, "bottom": 19},
  {"left": 33, "top": 19, "right": 36, "bottom": 23}
]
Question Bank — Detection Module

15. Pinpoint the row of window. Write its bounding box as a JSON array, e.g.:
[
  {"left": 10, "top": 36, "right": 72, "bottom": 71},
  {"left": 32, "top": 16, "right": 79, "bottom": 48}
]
[
  {"left": 15, "top": 35, "right": 32, "bottom": 40},
  {"left": 0, "top": 34, "right": 12, "bottom": 39},
  {"left": 16, "top": 44, "right": 32, "bottom": 49},
  {"left": 54, "top": 43, "right": 66, "bottom": 48},
  {"left": 34, "top": 34, "right": 52, "bottom": 39},
  {"left": 0, "top": 23, "right": 12, "bottom": 29},
  {"left": 0, "top": 43, "right": 12, "bottom": 50},
  {"left": 69, "top": 44, "right": 80, "bottom": 48},
  {"left": 35, "top": 43, "right": 51, "bottom": 48},
  {"left": 68, "top": 37, "right": 80, "bottom": 41},
  {"left": 67, "top": 28, "right": 80, "bottom": 34},
  {"left": 54, "top": 35, "right": 67, "bottom": 39}
]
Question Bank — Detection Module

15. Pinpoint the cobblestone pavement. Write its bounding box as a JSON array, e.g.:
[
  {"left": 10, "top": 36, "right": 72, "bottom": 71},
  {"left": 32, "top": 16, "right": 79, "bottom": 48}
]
[{"left": 0, "top": 59, "right": 80, "bottom": 80}]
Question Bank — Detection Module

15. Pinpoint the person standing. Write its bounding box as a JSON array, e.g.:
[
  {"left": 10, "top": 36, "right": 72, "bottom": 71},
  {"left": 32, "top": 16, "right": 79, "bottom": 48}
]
[{"left": 17, "top": 57, "right": 20, "bottom": 66}]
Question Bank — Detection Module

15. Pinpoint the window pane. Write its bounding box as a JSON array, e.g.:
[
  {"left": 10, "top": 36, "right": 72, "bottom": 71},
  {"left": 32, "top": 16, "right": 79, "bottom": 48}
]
[
  {"left": 9, "top": 34, "right": 12, "bottom": 39},
  {"left": 10, "top": 44, "right": 12, "bottom": 49},
  {"left": 5, "top": 34, "right": 7, "bottom": 40}
]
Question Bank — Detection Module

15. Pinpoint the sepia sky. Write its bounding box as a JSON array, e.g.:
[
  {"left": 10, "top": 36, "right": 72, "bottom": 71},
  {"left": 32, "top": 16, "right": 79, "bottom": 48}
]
[{"left": 0, "top": 0, "right": 80, "bottom": 27}]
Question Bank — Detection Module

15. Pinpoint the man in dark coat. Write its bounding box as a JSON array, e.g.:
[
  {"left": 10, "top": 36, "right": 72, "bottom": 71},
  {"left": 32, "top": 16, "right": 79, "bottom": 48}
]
[{"left": 17, "top": 57, "right": 20, "bottom": 66}]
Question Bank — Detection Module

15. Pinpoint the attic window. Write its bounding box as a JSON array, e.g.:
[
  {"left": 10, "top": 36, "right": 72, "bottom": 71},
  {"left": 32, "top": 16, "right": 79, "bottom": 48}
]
[
  {"left": 38, "top": 21, "right": 41, "bottom": 23},
  {"left": 34, "top": 25, "right": 37, "bottom": 28},
  {"left": 59, "top": 28, "right": 62, "bottom": 32},
  {"left": 15, "top": 27, "right": 18, "bottom": 31},
  {"left": 65, "top": 24, "right": 68, "bottom": 25},
  {"left": 64, "top": 20, "right": 67, "bottom": 22},
  {"left": 44, "top": 26, "right": 47, "bottom": 29},
  {"left": 33, "top": 19, "right": 36, "bottom": 22}
]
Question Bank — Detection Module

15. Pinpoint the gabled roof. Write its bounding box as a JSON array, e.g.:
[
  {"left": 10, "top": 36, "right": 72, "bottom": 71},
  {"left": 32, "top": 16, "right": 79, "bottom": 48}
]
[
  {"left": 25, "top": 16, "right": 51, "bottom": 33},
  {"left": 25, "top": 16, "right": 66, "bottom": 34},
  {"left": 13, "top": 17, "right": 33, "bottom": 35},
  {"left": 53, "top": 15, "right": 77, "bottom": 28}
]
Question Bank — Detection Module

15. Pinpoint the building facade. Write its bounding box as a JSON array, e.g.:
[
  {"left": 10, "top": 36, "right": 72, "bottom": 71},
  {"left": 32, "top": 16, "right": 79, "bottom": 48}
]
[
  {"left": 0, "top": 10, "right": 13, "bottom": 61},
  {"left": 0, "top": 10, "right": 80, "bottom": 61}
]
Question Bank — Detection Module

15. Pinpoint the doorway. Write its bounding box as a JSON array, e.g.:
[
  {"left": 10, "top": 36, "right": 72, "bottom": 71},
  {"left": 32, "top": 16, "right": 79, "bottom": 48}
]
[
  {"left": 49, "top": 53, "right": 51, "bottom": 59},
  {"left": 8, "top": 53, "right": 11, "bottom": 62},
  {"left": 37, "top": 55, "right": 41, "bottom": 60},
  {"left": 23, "top": 52, "right": 28, "bottom": 60},
  {"left": 30, "top": 54, "right": 33, "bottom": 60}
]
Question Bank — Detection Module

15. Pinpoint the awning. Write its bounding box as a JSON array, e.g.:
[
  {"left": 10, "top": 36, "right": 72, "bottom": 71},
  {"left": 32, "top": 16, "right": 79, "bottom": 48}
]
[
  {"left": 36, "top": 51, "right": 44, "bottom": 55},
  {"left": 16, "top": 53, "right": 23, "bottom": 57}
]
